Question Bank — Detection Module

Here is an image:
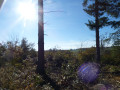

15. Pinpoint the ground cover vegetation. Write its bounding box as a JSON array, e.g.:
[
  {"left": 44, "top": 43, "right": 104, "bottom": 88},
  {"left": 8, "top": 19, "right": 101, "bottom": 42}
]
[{"left": 0, "top": 38, "right": 119, "bottom": 89}]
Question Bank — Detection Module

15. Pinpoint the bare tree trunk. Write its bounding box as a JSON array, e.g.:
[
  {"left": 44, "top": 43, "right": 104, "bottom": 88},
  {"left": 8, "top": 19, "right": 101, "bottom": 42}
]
[
  {"left": 37, "top": 0, "right": 45, "bottom": 74},
  {"left": 95, "top": 0, "right": 100, "bottom": 63},
  {"left": 36, "top": 1, "right": 60, "bottom": 89}
]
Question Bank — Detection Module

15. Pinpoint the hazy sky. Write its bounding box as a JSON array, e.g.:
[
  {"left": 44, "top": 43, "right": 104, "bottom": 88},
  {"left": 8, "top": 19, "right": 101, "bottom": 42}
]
[{"left": 0, "top": 0, "right": 113, "bottom": 50}]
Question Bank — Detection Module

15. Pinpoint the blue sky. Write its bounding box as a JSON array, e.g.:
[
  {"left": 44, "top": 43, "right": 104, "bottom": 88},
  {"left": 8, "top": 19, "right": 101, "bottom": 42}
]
[{"left": 0, "top": 0, "right": 113, "bottom": 50}]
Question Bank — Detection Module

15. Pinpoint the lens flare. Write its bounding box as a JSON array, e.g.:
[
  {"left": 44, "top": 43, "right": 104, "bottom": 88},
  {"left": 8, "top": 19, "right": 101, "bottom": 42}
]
[
  {"left": 0, "top": 0, "right": 6, "bottom": 10},
  {"left": 78, "top": 62, "right": 100, "bottom": 83}
]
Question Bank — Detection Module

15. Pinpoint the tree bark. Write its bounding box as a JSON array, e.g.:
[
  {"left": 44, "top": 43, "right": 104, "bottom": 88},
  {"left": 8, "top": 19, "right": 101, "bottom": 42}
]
[
  {"left": 95, "top": 0, "right": 100, "bottom": 63},
  {"left": 37, "top": 0, "right": 45, "bottom": 74}
]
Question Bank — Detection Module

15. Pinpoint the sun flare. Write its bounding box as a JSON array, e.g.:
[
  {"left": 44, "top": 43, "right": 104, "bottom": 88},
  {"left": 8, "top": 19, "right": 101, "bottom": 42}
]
[{"left": 17, "top": 1, "right": 37, "bottom": 21}]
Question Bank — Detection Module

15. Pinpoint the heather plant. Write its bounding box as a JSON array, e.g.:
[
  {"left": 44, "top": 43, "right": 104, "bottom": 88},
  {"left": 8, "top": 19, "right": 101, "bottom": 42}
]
[
  {"left": 0, "top": 39, "right": 120, "bottom": 89},
  {"left": 0, "top": 57, "right": 53, "bottom": 90},
  {"left": 77, "top": 47, "right": 96, "bottom": 63}
]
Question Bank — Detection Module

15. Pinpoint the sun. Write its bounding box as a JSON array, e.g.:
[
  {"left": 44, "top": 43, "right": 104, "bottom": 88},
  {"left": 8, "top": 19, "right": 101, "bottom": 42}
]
[{"left": 17, "top": 1, "right": 37, "bottom": 21}]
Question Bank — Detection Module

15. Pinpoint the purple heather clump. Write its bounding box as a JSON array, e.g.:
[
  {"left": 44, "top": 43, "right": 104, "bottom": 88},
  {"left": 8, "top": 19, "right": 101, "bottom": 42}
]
[{"left": 78, "top": 62, "right": 100, "bottom": 83}]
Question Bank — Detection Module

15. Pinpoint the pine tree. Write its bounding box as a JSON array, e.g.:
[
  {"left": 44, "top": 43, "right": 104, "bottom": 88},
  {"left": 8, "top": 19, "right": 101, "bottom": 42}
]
[{"left": 83, "top": 0, "right": 109, "bottom": 63}]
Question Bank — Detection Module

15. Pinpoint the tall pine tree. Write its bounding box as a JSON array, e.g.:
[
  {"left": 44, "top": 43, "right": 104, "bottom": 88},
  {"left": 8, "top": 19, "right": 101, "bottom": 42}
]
[{"left": 83, "top": 0, "right": 109, "bottom": 63}]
